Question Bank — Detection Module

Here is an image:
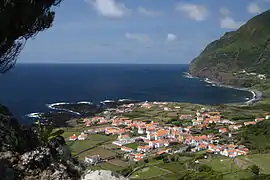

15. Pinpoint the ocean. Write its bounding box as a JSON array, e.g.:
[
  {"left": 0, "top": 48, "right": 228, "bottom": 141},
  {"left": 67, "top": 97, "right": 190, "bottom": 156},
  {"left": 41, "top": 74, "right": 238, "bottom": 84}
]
[{"left": 0, "top": 64, "right": 252, "bottom": 123}]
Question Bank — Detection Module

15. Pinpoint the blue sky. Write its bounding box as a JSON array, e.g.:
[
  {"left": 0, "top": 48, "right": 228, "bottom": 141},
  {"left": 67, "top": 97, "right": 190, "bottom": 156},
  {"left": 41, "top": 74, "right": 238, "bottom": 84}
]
[{"left": 19, "top": 0, "right": 270, "bottom": 64}]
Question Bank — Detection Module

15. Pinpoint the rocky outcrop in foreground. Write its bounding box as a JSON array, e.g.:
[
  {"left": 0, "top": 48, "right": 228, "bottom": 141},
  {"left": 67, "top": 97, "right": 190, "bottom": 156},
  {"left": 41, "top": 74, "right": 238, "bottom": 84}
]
[
  {"left": 0, "top": 105, "right": 84, "bottom": 180},
  {"left": 81, "top": 170, "right": 128, "bottom": 180}
]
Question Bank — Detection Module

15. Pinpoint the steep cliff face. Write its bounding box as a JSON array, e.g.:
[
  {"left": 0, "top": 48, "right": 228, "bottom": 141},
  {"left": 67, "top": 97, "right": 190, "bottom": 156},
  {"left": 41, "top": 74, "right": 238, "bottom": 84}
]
[
  {"left": 0, "top": 105, "right": 84, "bottom": 180},
  {"left": 189, "top": 10, "right": 270, "bottom": 87}
]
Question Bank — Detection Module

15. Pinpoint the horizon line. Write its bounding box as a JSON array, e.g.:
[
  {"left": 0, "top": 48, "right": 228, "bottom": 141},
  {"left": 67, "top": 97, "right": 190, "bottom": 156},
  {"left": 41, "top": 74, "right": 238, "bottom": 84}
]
[{"left": 17, "top": 62, "right": 190, "bottom": 65}]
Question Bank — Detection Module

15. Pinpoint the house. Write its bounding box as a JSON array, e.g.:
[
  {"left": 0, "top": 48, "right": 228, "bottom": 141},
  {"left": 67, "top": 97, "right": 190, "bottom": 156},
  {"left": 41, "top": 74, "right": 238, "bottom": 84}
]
[
  {"left": 208, "top": 144, "right": 216, "bottom": 152},
  {"left": 146, "top": 132, "right": 155, "bottom": 140},
  {"left": 112, "top": 119, "right": 123, "bottom": 126},
  {"left": 192, "top": 119, "right": 202, "bottom": 126},
  {"left": 84, "top": 155, "right": 100, "bottom": 164},
  {"left": 69, "top": 134, "right": 77, "bottom": 141},
  {"left": 244, "top": 121, "right": 256, "bottom": 126},
  {"left": 134, "top": 153, "right": 144, "bottom": 161},
  {"left": 255, "top": 118, "right": 265, "bottom": 122},
  {"left": 141, "top": 102, "right": 152, "bottom": 109},
  {"left": 121, "top": 146, "right": 133, "bottom": 153},
  {"left": 138, "top": 126, "right": 146, "bottom": 134},
  {"left": 118, "top": 134, "right": 130, "bottom": 140},
  {"left": 149, "top": 139, "right": 166, "bottom": 148},
  {"left": 164, "top": 107, "right": 170, "bottom": 111},
  {"left": 137, "top": 146, "right": 151, "bottom": 153},
  {"left": 179, "top": 114, "right": 193, "bottom": 120},
  {"left": 228, "top": 124, "right": 242, "bottom": 130},
  {"left": 154, "top": 129, "right": 169, "bottom": 140},
  {"left": 219, "top": 128, "right": 228, "bottom": 133},
  {"left": 85, "top": 120, "right": 92, "bottom": 127},
  {"left": 157, "top": 150, "right": 166, "bottom": 155},
  {"left": 78, "top": 132, "right": 88, "bottom": 140}
]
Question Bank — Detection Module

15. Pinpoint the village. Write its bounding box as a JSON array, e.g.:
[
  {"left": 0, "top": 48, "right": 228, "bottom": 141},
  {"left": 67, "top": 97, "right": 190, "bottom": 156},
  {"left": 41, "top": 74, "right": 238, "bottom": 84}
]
[{"left": 65, "top": 101, "right": 269, "bottom": 166}]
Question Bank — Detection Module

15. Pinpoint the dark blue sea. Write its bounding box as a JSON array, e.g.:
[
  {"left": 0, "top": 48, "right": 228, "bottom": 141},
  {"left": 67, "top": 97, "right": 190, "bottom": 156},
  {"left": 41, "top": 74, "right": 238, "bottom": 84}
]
[{"left": 0, "top": 64, "right": 252, "bottom": 123}]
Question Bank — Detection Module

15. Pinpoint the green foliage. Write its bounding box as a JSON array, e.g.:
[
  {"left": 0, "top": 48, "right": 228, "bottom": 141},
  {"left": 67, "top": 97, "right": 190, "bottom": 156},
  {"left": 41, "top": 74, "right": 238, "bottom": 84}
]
[
  {"left": 238, "top": 120, "right": 270, "bottom": 152},
  {"left": 0, "top": 0, "right": 63, "bottom": 73},
  {"left": 178, "top": 165, "right": 223, "bottom": 180},
  {"left": 250, "top": 165, "right": 260, "bottom": 175},
  {"left": 190, "top": 10, "right": 270, "bottom": 87},
  {"left": 35, "top": 120, "right": 64, "bottom": 145}
]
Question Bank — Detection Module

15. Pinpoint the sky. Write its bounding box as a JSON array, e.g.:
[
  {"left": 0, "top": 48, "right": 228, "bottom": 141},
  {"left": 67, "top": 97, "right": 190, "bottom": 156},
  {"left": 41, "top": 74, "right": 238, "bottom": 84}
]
[{"left": 19, "top": 0, "right": 270, "bottom": 64}]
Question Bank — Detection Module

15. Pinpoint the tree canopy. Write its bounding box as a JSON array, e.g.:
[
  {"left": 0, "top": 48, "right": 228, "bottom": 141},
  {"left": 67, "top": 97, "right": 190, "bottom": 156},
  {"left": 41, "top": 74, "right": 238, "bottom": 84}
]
[{"left": 0, "top": 0, "right": 62, "bottom": 73}]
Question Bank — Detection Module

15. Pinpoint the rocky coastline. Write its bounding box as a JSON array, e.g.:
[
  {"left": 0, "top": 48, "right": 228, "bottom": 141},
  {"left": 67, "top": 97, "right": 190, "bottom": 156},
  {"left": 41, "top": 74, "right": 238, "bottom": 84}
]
[{"left": 184, "top": 72, "right": 262, "bottom": 105}]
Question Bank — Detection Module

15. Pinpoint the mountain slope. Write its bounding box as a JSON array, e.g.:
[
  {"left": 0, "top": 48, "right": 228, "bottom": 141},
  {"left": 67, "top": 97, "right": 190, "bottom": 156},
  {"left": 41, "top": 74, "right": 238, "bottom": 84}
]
[{"left": 189, "top": 10, "right": 270, "bottom": 87}]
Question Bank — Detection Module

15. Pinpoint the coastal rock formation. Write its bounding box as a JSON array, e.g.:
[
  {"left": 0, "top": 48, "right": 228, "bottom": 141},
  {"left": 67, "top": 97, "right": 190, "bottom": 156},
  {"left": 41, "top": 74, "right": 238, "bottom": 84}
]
[
  {"left": 189, "top": 10, "right": 270, "bottom": 87},
  {"left": 81, "top": 170, "right": 129, "bottom": 180},
  {"left": 0, "top": 105, "right": 84, "bottom": 180}
]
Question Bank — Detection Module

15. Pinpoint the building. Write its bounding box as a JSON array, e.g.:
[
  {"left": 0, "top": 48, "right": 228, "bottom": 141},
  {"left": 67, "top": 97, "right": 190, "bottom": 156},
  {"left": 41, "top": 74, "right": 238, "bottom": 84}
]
[
  {"left": 69, "top": 134, "right": 77, "bottom": 141},
  {"left": 219, "top": 128, "right": 228, "bottom": 133},
  {"left": 121, "top": 146, "right": 133, "bottom": 153},
  {"left": 78, "top": 132, "right": 88, "bottom": 140},
  {"left": 84, "top": 155, "right": 100, "bottom": 164},
  {"left": 118, "top": 134, "right": 130, "bottom": 141},
  {"left": 138, "top": 126, "right": 146, "bottom": 134},
  {"left": 137, "top": 146, "right": 151, "bottom": 153},
  {"left": 244, "top": 121, "right": 256, "bottom": 126},
  {"left": 154, "top": 129, "right": 169, "bottom": 140}
]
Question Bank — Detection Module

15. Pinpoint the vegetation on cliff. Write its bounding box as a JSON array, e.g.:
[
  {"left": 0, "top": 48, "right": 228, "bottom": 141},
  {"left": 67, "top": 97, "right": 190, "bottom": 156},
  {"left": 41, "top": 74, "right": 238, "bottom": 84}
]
[
  {"left": 238, "top": 120, "right": 270, "bottom": 153},
  {"left": 189, "top": 10, "right": 270, "bottom": 89},
  {"left": 0, "top": 0, "right": 62, "bottom": 73}
]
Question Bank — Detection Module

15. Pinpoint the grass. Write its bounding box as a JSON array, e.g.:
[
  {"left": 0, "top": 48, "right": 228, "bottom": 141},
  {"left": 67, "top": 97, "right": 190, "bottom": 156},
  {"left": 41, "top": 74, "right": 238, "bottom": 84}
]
[
  {"left": 126, "top": 143, "right": 138, "bottom": 150},
  {"left": 131, "top": 166, "right": 170, "bottom": 179},
  {"left": 223, "top": 170, "right": 253, "bottom": 180},
  {"left": 156, "top": 162, "right": 185, "bottom": 174},
  {"left": 81, "top": 147, "right": 116, "bottom": 159},
  {"left": 108, "top": 159, "right": 128, "bottom": 167},
  {"left": 99, "top": 162, "right": 125, "bottom": 171},
  {"left": 242, "top": 154, "right": 270, "bottom": 174},
  {"left": 200, "top": 157, "right": 239, "bottom": 173},
  {"left": 69, "top": 139, "right": 104, "bottom": 155}
]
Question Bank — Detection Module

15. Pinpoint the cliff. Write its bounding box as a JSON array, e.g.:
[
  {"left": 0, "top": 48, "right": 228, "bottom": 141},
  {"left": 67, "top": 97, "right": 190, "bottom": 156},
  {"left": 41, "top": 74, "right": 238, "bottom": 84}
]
[
  {"left": 0, "top": 105, "right": 84, "bottom": 180},
  {"left": 189, "top": 10, "right": 270, "bottom": 88}
]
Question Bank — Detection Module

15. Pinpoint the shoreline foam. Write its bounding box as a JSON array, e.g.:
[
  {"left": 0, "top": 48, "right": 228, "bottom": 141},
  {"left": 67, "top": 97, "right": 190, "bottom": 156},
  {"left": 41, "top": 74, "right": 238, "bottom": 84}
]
[{"left": 183, "top": 72, "right": 262, "bottom": 105}]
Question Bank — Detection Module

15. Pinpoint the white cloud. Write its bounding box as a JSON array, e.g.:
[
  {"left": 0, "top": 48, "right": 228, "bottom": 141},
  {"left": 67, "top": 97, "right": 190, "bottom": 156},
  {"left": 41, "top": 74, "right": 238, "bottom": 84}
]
[
  {"left": 220, "top": 17, "right": 243, "bottom": 29},
  {"left": 247, "top": 2, "right": 261, "bottom": 14},
  {"left": 167, "top": 33, "right": 177, "bottom": 41},
  {"left": 124, "top": 32, "right": 152, "bottom": 42},
  {"left": 219, "top": 7, "right": 231, "bottom": 16},
  {"left": 86, "top": 0, "right": 130, "bottom": 18},
  {"left": 176, "top": 3, "right": 208, "bottom": 21},
  {"left": 137, "top": 7, "right": 161, "bottom": 17}
]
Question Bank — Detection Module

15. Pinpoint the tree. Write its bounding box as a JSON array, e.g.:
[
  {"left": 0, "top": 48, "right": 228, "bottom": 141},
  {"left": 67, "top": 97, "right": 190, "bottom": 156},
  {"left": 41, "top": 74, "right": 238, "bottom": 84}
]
[
  {"left": 35, "top": 120, "right": 64, "bottom": 145},
  {"left": 0, "top": 0, "right": 63, "bottom": 73},
  {"left": 250, "top": 165, "right": 260, "bottom": 175},
  {"left": 144, "top": 158, "right": 149, "bottom": 164}
]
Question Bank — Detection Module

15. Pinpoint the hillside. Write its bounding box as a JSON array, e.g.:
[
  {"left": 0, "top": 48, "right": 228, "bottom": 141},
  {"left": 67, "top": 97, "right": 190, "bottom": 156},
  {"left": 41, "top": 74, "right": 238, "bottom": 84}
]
[{"left": 189, "top": 10, "right": 270, "bottom": 89}]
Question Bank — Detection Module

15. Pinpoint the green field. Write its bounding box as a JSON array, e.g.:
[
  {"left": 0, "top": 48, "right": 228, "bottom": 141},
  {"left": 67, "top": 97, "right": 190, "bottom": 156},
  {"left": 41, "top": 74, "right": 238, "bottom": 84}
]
[
  {"left": 131, "top": 166, "right": 171, "bottom": 179},
  {"left": 126, "top": 143, "right": 138, "bottom": 150},
  {"left": 240, "top": 154, "right": 270, "bottom": 174}
]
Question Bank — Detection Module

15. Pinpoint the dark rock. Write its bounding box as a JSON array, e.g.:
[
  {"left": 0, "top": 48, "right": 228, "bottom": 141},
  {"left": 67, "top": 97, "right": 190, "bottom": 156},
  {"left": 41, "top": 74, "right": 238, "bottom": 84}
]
[{"left": 0, "top": 106, "right": 84, "bottom": 180}]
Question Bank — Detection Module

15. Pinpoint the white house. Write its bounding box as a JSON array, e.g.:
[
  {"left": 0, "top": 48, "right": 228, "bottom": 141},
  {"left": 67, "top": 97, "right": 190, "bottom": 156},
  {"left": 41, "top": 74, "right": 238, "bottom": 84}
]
[
  {"left": 84, "top": 155, "right": 100, "bottom": 164},
  {"left": 78, "top": 132, "right": 88, "bottom": 140},
  {"left": 138, "top": 127, "right": 146, "bottom": 134},
  {"left": 149, "top": 140, "right": 166, "bottom": 148},
  {"left": 121, "top": 146, "right": 133, "bottom": 153}
]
